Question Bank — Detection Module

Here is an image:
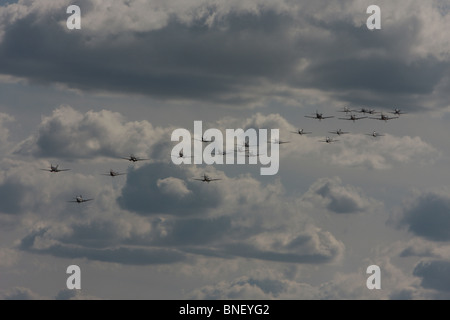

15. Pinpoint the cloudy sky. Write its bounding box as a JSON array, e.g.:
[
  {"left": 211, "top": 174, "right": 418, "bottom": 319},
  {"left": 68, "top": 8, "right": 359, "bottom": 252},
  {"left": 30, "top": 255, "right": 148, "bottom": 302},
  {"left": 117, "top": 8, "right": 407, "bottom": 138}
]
[{"left": 1, "top": 0, "right": 450, "bottom": 300}]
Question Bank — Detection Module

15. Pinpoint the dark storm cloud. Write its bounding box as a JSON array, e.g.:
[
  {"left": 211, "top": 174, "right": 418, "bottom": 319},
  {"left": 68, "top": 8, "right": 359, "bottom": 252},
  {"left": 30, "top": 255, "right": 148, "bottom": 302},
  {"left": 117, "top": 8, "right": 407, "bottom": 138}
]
[
  {"left": 0, "top": 7, "right": 298, "bottom": 104},
  {"left": 1, "top": 2, "right": 449, "bottom": 110},
  {"left": 396, "top": 192, "right": 450, "bottom": 242},
  {"left": 302, "top": 57, "right": 447, "bottom": 96},
  {"left": 118, "top": 163, "right": 221, "bottom": 216},
  {"left": 413, "top": 260, "right": 450, "bottom": 293}
]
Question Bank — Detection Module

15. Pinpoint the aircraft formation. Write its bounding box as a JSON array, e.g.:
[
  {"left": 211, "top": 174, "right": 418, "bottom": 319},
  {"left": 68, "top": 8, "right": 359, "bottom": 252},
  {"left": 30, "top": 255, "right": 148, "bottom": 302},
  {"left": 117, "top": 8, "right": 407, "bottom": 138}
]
[
  {"left": 40, "top": 154, "right": 146, "bottom": 204},
  {"left": 298, "top": 107, "right": 403, "bottom": 144},
  {"left": 41, "top": 107, "right": 406, "bottom": 198}
]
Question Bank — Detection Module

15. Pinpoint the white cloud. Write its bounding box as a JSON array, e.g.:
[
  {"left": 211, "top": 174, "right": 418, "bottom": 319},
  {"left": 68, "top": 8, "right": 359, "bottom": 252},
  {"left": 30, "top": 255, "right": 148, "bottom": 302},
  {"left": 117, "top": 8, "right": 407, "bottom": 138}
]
[
  {"left": 157, "top": 177, "right": 192, "bottom": 198},
  {"left": 329, "top": 134, "right": 439, "bottom": 170},
  {"left": 15, "top": 105, "right": 170, "bottom": 160}
]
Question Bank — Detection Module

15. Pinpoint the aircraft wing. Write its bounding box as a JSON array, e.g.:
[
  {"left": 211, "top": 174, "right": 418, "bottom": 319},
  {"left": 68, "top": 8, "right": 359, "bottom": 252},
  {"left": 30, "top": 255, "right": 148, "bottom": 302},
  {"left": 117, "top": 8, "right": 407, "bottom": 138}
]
[
  {"left": 304, "top": 115, "right": 317, "bottom": 119},
  {"left": 82, "top": 199, "right": 94, "bottom": 202},
  {"left": 58, "top": 169, "right": 71, "bottom": 171},
  {"left": 322, "top": 116, "right": 334, "bottom": 119}
]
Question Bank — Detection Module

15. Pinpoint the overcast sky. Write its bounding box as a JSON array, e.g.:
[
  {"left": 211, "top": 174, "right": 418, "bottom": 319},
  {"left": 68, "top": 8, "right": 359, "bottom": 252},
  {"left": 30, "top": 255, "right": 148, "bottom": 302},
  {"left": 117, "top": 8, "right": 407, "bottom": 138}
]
[{"left": 1, "top": 0, "right": 450, "bottom": 300}]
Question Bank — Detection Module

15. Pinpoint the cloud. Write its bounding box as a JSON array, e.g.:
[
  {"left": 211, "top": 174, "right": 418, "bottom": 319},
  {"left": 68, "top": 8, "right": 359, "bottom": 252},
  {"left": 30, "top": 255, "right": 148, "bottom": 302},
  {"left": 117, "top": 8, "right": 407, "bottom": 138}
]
[
  {"left": 0, "top": 157, "right": 102, "bottom": 217},
  {"left": 221, "top": 227, "right": 344, "bottom": 264},
  {"left": 11, "top": 156, "right": 344, "bottom": 266},
  {"left": 328, "top": 134, "right": 439, "bottom": 170},
  {"left": 1, "top": 1, "right": 449, "bottom": 109},
  {"left": 156, "top": 177, "right": 192, "bottom": 198},
  {"left": 0, "top": 287, "right": 100, "bottom": 300},
  {"left": 0, "top": 248, "right": 19, "bottom": 267},
  {"left": 394, "top": 191, "right": 450, "bottom": 242},
  {"left": 15, "top": 105, "right": 170, "bottom": 160},
  {"left": 2, "top": 287, "right": 44, "bottom": 300},
  {"left": 54, "top": 289, "right": 100, "bottom": 300},
  {"left": 0, "top": 112, "right": 14, "bottom": 155},
  {"left": 186, "top": 255, "right": 427, "bottom": 300},
  {"left": 302, "top": 176, "right": 379, "bottom": 214},
  {"left": 397, "top": 238, "right": 450, "bottom": 260},
  {"left": 118, "top": 163, "right": 222, "bottom": 216},
  {"left": 186, "top": 275, "right": 319, "bottom": 299},
  {"left": 19, "top": 227, "right": 187, "bottom": 265},
  {"left": 413, "top": 260, "right": 450, "bottom": 293}
]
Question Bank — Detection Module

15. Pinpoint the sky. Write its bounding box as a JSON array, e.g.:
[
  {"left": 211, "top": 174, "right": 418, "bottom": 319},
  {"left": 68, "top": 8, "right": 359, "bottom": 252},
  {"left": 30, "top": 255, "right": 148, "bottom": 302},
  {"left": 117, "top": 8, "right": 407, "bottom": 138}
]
[{"left": 1, "top": 0, "right": 450, "bottom": 300}]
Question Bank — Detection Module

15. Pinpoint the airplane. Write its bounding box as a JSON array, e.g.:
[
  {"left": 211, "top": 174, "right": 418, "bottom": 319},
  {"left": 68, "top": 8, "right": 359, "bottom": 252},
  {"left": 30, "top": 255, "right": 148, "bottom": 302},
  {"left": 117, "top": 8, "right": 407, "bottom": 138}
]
[
  {"left": 172, "top": 150, "right": 194, "bottom": 159},
  {"left": 290, "top": 129, "right": 312, "bottom": 136},
  {"left": 193, "top": 174, "right": 222, "bottom": 183},
  {"left": 338, "top": 114, "right": 368, "bottom": 122},
  {"left": 121, "top": 154, "right": 150, "bottom": 162},
  {"left": 101, "top": 169, "right": 126, "bottom": 177},
  {"left": 337, "top": 107, "right": 355, "bottom": 114},
  {"left": 213, "top": 149, "right": 233, "bottom": 156},
  {"left": 269, "top": 139, "right": 290, "bottom": 144},
  {"left": 319, "top": 136, "right": 339, "bottom": 143},
  {"left": 365, "top": 131, "right": 385, "bottom": 138},
  {"left": 390, "top": 108, "right": 406, "bottom": 116},
  {"left": 329, "top": 129, "right": 349, "bottom": 136},
  {"left": 40, "top": 164, "right": 70, "bottom": 173},
  {"left": 195, "top": 135, "right": 213, "bottom": 143},
  {"left": 305, "top": 111, "right": 334, "bottom": 121},
  {"left": 239, "top": 141, "right": 258, "bottom": 148},
  {"left": 355, "top": 107, "right": 378, "bottom": 115},
  {"left": 237, "top": 150, "right": 264, "bottom": 157},
  {"left": 234, "top": 141, "right": 258, "bottom": 152},
  {"left": 68, "top": 195, "right": 94, "bottom": 203},
  {"left": 369, "top": 113, "right": 399, "bottom": 122}
]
